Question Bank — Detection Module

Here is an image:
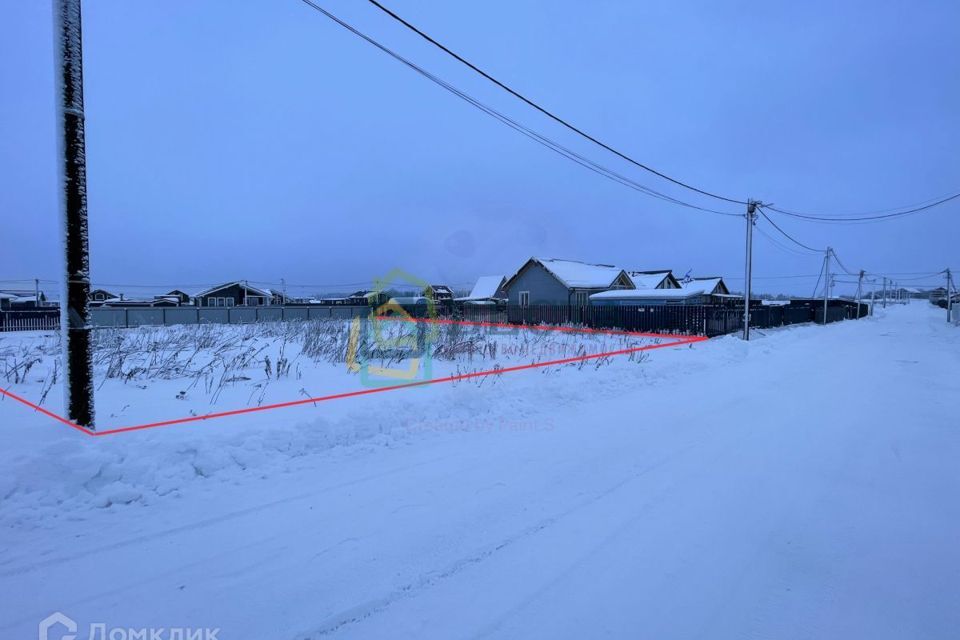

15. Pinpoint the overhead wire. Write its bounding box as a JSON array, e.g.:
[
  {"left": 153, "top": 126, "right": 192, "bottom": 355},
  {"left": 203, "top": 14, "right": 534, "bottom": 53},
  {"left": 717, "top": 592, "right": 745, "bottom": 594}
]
[
  {"left": 363, "top": 1, "right": 960, "bottom": 223},
  {"left": 362, "top": 0, "right": 748, "bottom": 206},
  {"left": 766, "top": 192, "right": 960, "bottom": 223},
  {"left": 297, "top": 0, "right": 740, "bottom": 217},
  {"left": 756, "top": 207, "right": 823, "bottom": 253}
]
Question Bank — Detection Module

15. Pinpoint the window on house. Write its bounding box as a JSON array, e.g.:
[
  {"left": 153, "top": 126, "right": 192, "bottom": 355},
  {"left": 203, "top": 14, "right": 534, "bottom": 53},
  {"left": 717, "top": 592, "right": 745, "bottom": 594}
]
[
  {"left": 519, "top": 291, "right": 530, "bottom": 307},
  {"left": 226, "top": 298, "right": 235, "bottom": 307}
]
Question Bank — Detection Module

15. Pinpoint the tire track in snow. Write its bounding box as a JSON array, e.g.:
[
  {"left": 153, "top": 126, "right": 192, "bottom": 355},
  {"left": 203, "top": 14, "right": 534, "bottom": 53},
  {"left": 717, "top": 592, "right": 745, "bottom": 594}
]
[
  {"left": 0, "top": 455, "right": 452, "bottom": 578},
  {"left": 295, "top": 435, "right": 714, "bottom": 639}
]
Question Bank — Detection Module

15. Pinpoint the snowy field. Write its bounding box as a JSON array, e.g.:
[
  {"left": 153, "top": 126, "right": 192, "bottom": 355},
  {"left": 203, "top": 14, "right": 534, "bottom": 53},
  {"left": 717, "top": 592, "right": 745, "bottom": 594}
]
[
  {"left": 1, "top": 304, "right": 958, "bottom": 639},
  {"left": 0, "top": 317, "right": 667, "bottom": 432}
]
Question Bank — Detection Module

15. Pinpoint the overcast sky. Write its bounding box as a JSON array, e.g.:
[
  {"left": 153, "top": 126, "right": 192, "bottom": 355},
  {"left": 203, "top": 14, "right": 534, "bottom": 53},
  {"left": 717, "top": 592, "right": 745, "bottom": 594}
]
[{"left": 2, "top": 0, "right": 958, "bottom": 297}]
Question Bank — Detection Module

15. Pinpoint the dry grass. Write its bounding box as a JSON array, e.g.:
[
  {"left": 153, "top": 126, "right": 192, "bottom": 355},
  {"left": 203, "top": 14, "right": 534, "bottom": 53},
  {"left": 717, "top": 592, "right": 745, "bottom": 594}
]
[{"left": 1, "top": 319, "right": 652, "bottom": 406}]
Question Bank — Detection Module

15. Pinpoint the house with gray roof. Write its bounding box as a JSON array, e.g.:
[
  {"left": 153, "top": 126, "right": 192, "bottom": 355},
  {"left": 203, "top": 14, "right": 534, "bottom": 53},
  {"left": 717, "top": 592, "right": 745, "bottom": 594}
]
[{"left": 503, "top": 258, "right": 634, "bottom": 307}]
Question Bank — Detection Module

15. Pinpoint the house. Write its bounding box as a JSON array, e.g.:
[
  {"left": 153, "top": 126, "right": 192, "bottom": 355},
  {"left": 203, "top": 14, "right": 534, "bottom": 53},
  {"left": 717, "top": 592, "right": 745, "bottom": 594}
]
[
  {"left": 163, "top": 289, "right": 192, "bottom": 305},
  {"left": 194, "top": 282, "right": 273, "bottom": 307},
  {"left": 0, "top": 289, "right": 49, "bottom": 309},
  {"left": 99, "top": 296, "right": 179, "bottom": 308},
  {"left": 456, "top": 275, "right": 507, "bottom": 304},
  {"left": 627, "top": 270, "right": 681, "bottom": 290},
  {"left": 503, "top": 258, "right": 634, "bottom": 306},
  {"left": 317, "top": 290, "right": 389, "bottom": 306},
  {"left": 348, "top": 290, "right": 388, "bottom": 306},
  {"left": 269, "top": 290, "right": 289, "bottom": 306},
  {"left": 89, "top": 288, "right": 117, "bottom": 303},
  {"left": 680, "top": 277, "right": 729, "bottom": 296},
  {"left": 424, "top": 284, "right": 455, "bottom": 303}
]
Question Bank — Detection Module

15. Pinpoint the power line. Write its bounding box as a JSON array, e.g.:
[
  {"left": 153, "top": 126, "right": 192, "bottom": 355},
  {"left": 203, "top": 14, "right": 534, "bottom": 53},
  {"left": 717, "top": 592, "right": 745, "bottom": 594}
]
[
  {"left": 757, "top": 208, "right": 822, "bottom": 253},
  {"left": 365, "top": 0, "right": 960, "bottom": 223},
  {"left": 829, "top": 249, "right": 857, "bottom": 276},
  {"left": 725, "top": 274, "right": 823, "bottom": 280},
  {"left": 297, "top": 0, "right": 740, "bottom": 217},
  {"left": 766, "top": 192, "right": 960, "bottom": 223},
  {"left": 361, "top": 0, "right": 748, "bottom": 206},
  {"left": 754, "top": 224, "right": 817, "bottom": 258},
  {"left": 811, "top": 259, "right": 825, "bottom": 298}
]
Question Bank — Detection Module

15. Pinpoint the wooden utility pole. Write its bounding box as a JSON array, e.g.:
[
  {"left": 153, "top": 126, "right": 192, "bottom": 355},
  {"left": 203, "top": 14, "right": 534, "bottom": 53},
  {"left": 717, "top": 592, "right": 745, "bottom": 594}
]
[
  {"left": 54, "top": 0, "right": 95, "bottom": 428},
  {"left": 741, "top": 199, "right": 758, "bottom": 340}
]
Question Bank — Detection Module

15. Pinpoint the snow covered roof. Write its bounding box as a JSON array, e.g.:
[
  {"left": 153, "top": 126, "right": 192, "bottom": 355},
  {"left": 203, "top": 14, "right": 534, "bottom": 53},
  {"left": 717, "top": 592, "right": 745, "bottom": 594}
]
[
  {"left": 590, "top": 286, "right": 708, "bottom": 301},
  {"left": 682, "top": 278, "right": 723, "bottom": 294},
  {"left": 428, "top": 285, "right": 454, "bottom": 294},
  {"left": 194, "top": 282, "right": 272, "bottom": 298},
  {"left": 513, "top": 258, "right": 632, "bottom": 289},
  {"left": 457, "top": 275, "right": 506, "bottom": 301},
  {"left": 629, "top": 271, "right": 673, "bottom": 289},
  {"left": 0, "top": 290, "right": 41, "bottom": 301}
]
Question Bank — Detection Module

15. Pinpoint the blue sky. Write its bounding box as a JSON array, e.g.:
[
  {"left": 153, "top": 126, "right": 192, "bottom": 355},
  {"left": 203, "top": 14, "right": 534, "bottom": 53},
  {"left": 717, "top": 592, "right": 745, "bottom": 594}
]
[{"left": 1, "top": 0, "right": 958, "bottom": 297}]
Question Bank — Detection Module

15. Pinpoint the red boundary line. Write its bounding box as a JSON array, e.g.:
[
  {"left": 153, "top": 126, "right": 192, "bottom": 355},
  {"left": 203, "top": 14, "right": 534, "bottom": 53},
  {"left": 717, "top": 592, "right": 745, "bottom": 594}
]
[{"left": 0, "top": 318, "right": 707, "bottom": 437}]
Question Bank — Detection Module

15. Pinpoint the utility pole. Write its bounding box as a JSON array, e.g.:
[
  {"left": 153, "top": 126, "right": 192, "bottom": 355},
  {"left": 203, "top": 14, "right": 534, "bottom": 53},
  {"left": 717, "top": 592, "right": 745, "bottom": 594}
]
[
  {"left": 54, "top": 0, "right": 94, "bottom": 428},
  {"left": 948, "top": 268, "right": 954, "bottom": 323},
  {"left": 882, "top": 277, "right": 887, "bottom": 309},
  {"left": 822, "top": 248, "right": 831, "bottom": 325},
  {"left": 741, "top": 199, "right": 758, "bottom": 340},
  {"left": 35, "top": 278, "right": 40, "bottom": 306},
  {"left": 856, "top": 270, "right": 864, "bottom": 318}
]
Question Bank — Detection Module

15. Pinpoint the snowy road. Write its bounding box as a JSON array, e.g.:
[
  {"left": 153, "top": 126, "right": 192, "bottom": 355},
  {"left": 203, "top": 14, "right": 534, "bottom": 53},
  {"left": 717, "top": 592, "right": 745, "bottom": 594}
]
[{"left": 2, "top": 304, "right": 958, "bottom": 639}]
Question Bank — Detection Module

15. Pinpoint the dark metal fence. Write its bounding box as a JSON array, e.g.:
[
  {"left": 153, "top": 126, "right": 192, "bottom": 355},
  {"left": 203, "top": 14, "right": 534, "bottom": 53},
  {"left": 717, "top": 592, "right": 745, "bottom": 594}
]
[
  {"left": 441, "top": 303, "right": 860, "bottom": 337},
  {"left": 1, "top": 300, "right": 867, "bottom": 336}
]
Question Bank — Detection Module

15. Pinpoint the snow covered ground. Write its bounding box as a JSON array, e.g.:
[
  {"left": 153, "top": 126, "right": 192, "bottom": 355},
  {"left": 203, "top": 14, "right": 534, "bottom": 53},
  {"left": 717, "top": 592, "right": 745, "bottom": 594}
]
[{"left": 1, "top": 303, "right": 958, "bottom": 639}]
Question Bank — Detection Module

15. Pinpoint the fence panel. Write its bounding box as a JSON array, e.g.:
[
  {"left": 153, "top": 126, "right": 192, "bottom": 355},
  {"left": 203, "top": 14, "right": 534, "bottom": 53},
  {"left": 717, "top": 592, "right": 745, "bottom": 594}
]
[
  {"left": 127, "top": 308, "right": 164, "bottom": 327},
  {"left": 228, "top": 308, "right": 257, "bottom": 324},
  {"left": 257, "top": 307, "right": 283, "bottom": 323},
  {"left": 164, "top": 307, "right": 200, "bottom": 326},
  {"left": 782, "top": 307, "right": 812, "bottom": 325},
  {"left": 283, "top": 308, "right": 310, "bottom": 322},
  {"left": 198, "top": 308, "right": 229, "bottom": 324}
]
